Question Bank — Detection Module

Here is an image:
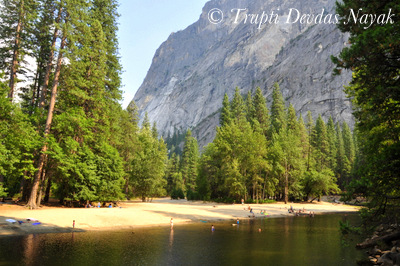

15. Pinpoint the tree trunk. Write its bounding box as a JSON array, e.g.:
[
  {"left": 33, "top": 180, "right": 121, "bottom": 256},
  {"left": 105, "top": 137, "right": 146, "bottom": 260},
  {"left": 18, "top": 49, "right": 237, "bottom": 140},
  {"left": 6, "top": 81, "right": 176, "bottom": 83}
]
[
  {"left": 26, "top": 33, "right": 66, "bottom": 209},
  {"left": 256, "top": 185, "right": 259, "bottom": 204},
  {"left": 8, "top": 1, "right": 24, "bottom": 100},
  {"left": 44, "top": 175, "right": 52, "bottom": 203},
  {"left": 284, "top": 161, "right": 289, "bottom": 204},
  {"left": 262, "top": 176, "right": 266, "bottom": 200},
  {"left": 29, "top": 66, "right": 40, "bottom": 111},
  {"left": 39, "top": 6, "right": 63, "bottom": 110},
  {"left": 356, "top": 231, "right": 400, "bottom": 249},
  {"left": 36, "top": 160, "right": 48, "bottom": 207}
]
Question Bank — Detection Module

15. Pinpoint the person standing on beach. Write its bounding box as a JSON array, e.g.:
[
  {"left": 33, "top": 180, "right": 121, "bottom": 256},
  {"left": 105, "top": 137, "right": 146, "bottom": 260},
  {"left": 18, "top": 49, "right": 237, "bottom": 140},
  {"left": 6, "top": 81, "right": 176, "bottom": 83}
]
[
  {"left": 241, "top": 198, "right": 244, "bottom": 205},
  {"left": 170, "top": 218, "right": 173, "bottom": 229},
  {"left": 237, "top": 218, "right": 239, "bottom": 225},
  {"left": 211, "top": 225, "right": 215, "bottom": 232}
]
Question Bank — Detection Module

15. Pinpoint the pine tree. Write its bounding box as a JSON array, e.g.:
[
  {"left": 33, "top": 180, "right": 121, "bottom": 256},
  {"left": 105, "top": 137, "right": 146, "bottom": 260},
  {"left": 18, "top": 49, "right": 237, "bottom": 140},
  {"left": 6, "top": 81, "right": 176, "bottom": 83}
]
[
  {"left": 142, "top": 112, "right": 151, "bottom": 131},
  {"left": 298, "top": 114, "right": 309, "bottom": 160},
  {"left": 314, "top": 115, "right": 329, "bottom": 171},
  {"left": 245, "top": 90, "right": 255, "bottom": 123},
  {"left": 326, "top": 117, "right": 337, "bottom": 171},
  {"left": 342, "top": 121, "right": 355, "bottom": 165},
  {"left": 286, "top": 104, "right": 298, "bottom": 132},
  {"left": 270, "top": 83, "right": 286, "bottom": 134},
  {"left": 131, "top": 123, "right": 167, "bottom": 202},
  {"left": 26, "top": 1, "right": 68, "bottom": 209},
  {"left": 181, "top": 129, "right": 199, "bottom": 196},
  {"left": 334, "top": 0, "right": 400, "bottom": 218},
  {"left": 335, "top": 123, "right": 347, "bottom": 187},
  {"left": 220, "top": 93, "right": 232, "bottom": 127},
  {"left": 253, "top": 87, "right": 270, "bottom": 136},
  {"left": 230, "top": 87, "right": 245, "bottom": 124},
  {"left": 305, "top": 111, "right": 315, "bottom": 171},
  {"left": 0, "top": 0, "right": 38, "bottom": 100}
]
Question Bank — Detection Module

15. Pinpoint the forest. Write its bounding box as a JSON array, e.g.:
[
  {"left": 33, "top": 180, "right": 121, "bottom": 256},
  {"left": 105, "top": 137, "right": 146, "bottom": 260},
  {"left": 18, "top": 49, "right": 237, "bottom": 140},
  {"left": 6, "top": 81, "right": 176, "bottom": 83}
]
[
  {"left": 0, "top": 0, "right": 398, "bottom": 228},
  {"left": 167, "top": 86, "right": 358, "bottom": 204}
]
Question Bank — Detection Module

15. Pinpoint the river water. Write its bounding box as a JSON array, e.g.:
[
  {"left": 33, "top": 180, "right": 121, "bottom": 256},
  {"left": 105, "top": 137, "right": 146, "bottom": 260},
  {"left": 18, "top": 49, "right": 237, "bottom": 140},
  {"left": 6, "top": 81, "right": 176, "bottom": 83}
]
[{"left": 0, "top": 213, "right": 363, "bottom": 265}]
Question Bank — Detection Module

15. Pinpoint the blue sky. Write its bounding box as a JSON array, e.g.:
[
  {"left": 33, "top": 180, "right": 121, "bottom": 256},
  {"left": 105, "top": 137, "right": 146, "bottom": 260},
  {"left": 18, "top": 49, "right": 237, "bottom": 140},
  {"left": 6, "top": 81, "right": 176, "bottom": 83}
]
[{"left": 117, "top": 0, "right": 209, "bottom": 108}]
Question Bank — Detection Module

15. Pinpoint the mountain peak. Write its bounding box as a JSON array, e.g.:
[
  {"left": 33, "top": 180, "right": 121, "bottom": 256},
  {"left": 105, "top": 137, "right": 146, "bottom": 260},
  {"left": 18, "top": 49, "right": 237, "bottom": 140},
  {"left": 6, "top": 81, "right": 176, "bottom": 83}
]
[{"left": 132, "top": 0, "right": 352, "bottom": 147}]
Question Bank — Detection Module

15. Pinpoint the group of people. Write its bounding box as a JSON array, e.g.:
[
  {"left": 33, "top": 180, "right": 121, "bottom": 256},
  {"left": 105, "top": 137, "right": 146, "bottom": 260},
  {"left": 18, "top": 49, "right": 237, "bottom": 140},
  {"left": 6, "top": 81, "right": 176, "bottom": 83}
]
[
  {"left": 288, "top": 205, "right": 315, "bottom": 217},
  {"left": 84, "top": 202, "right": 114, "bottom": 208}
]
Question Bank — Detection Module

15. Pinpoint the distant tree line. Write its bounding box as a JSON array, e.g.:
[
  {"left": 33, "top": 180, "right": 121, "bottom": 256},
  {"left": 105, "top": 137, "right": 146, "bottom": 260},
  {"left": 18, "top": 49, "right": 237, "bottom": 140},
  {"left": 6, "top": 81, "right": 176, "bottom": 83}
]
[{"left": 166, "top": 85, "right": 359, "bottom": 203}]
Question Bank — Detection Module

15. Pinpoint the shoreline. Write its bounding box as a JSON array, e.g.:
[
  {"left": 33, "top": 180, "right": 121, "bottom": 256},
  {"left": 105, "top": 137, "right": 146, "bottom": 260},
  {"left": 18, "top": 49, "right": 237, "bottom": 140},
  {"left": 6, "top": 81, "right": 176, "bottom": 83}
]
[{"left": 0, "top": 198, "right": 360, "bottom": 237}]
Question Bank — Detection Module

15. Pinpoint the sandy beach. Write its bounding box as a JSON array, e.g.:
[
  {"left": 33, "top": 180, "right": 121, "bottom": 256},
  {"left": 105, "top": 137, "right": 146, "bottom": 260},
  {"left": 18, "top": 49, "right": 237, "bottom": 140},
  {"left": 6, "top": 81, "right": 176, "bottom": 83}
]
[{"left": 0, "top": 198, "right": 359, "bottom": 236}]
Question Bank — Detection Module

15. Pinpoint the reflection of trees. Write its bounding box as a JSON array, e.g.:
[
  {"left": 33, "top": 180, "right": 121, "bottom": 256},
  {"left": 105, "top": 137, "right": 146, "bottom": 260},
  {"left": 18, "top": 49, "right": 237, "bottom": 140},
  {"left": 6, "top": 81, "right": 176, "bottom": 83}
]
[
  {"left": 23, "top": 234, "right": 34, "bottom": 266},
  {"left": 284, "top": 217, "right": 290, "bottom": 236},
  {"left": 169, "top": 229, "right": 174, "bottom": 251}
]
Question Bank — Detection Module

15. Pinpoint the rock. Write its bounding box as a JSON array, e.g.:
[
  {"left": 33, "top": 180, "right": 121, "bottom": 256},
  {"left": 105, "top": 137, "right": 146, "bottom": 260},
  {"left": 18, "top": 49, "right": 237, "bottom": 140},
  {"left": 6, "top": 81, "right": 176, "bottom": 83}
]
[
  {"left": 132, "top": 0, "right": 353, "bottom": 147},
  {"left": 369, "top": 246, "right": 382, "bottom": 256},
  {"left": 392, "top": 253, "right": 400, "bottom": 265},
  {"left": 377, "top": 225, "right": 385, "bottom": 232},
  {"left": 378, "top": 252, "right": 395, "bottom": 266},
  {"left": 370, "top": 257, "right": 377, "bottom": 264}
]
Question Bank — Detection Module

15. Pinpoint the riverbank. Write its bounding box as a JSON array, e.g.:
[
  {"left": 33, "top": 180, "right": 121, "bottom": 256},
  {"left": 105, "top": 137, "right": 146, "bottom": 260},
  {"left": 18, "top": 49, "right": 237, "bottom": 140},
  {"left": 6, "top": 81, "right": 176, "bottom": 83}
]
[{"left": 0, "top": 198, "right": 359, "bottom": 236}]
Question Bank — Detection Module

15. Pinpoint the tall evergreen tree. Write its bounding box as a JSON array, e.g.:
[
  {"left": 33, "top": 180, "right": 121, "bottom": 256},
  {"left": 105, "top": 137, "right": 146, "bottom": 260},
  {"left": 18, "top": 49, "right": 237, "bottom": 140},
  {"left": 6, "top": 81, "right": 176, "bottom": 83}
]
[
  {"left": 0, "top": 0, "right": 38, "bottom": 99},
  {"left": 313, "top": 115, "right": 329, "bottom": 171},
  {"left": 253, "top": 87, "right": 270, "bottom": 136},
  {"left": 342, "top": 121, "right": 355, "bottom": 165},
  {"left": 245, "top": 90, "right": 255, "bottom": 123},
  {"left": 220, "top": 93, "right": 232, "bottom": 127},
  {"left": 270, "top": 83, "right": 286, "bottom": 134},
  {"left": 305, "top": 111, "right": 315, "bottom": 171},
  {"left": 230, "top": 87, "right": 245, "bottom": 124},
  {"left": 326, "top": 117, "right": 337, "bottom": 171},
  {"left": 181, "top": 129, "right": 199, "bottom": 195},
  {"left": 130, "top": 123, "right": 167, "bottom": 202},
  {"left": 334, "top": 0, "right": 400, "bottom": 218}
]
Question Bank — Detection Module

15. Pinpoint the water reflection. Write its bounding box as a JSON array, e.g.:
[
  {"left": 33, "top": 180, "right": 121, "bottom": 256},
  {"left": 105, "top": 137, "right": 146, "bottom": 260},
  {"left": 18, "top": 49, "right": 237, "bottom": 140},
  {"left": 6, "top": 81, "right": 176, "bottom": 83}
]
[
  {"left": 169, "top": 228, "right": 174, "bottom": 250},
  {"left": 23, "top": 234, "right": 34, "bottom": 266},
  {"left": 0, "top": 213, "right": 363, "bottom": 266}
]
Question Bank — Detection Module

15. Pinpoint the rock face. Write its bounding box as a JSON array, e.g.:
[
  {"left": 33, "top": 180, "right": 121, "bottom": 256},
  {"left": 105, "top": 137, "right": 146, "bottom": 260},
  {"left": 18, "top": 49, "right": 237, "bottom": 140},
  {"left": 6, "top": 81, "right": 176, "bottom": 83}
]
[{"left": 132, "top": 0, "right": 353, "bottom": 148}]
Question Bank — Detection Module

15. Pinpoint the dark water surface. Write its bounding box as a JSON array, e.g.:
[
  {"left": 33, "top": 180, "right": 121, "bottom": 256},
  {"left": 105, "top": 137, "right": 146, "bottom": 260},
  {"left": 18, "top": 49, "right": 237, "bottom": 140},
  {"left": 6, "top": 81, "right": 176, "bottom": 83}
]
[{"left": 0, "top": 213, "right": 363, "bottom": 266}]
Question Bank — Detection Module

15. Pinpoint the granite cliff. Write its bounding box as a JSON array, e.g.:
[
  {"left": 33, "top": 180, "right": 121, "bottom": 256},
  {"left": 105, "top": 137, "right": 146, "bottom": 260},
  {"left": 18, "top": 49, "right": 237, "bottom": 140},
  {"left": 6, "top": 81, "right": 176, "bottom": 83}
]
[{"left": 132, "top": 0, "right": 353, "bottom": 148}]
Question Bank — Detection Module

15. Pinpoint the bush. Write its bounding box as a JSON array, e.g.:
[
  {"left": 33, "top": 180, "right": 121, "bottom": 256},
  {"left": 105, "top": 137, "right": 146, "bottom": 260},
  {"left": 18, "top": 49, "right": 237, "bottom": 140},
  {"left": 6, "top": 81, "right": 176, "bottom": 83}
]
[
  {"left": 186, "top": 190, "right": 201, "bottom": 201},
  {"left": 0, "top": 183, "right": 7, "bottom": 198},
  {"left": 170, "top": 188, "right": 185, "bottom": 200}
]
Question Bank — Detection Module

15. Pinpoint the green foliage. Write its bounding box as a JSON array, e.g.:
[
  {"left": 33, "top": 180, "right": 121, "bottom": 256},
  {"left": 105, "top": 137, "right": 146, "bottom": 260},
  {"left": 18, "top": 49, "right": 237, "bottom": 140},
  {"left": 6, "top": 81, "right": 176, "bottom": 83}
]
[
  {"left": 220, "top": 93, "right": 232, "bottom": 127},
  {"left": 199, "top": 85, "right": 354, "bottom": 203},
  {"left": 253, "top": 87, "right": 270, "bottom": 136},
  {"left": 0, "top": 0, "right": 168, "bottom": 206},
  {"left": 334, "top": 0, "right": 400, "bottom": 222},
  {"left": 0, "top": 75, "right": 40, "bottom": 197},
  {"left": 302, "top": 169, "right": 340, "bottom": 201},
  {"left": 181, "top": 129, "right": 199, "bottom": 193},
  {"left": 270, "top": 83, "right": 286, "bottom": 134},
  {"left": 170, "top": 188, "right": 185, "bottom": 200},
  {"left": 0, "top": 183, "right": 8, "bottom": 198},
  {"left": 130, "top": 125, "right": 167, "bottom": 201}
]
